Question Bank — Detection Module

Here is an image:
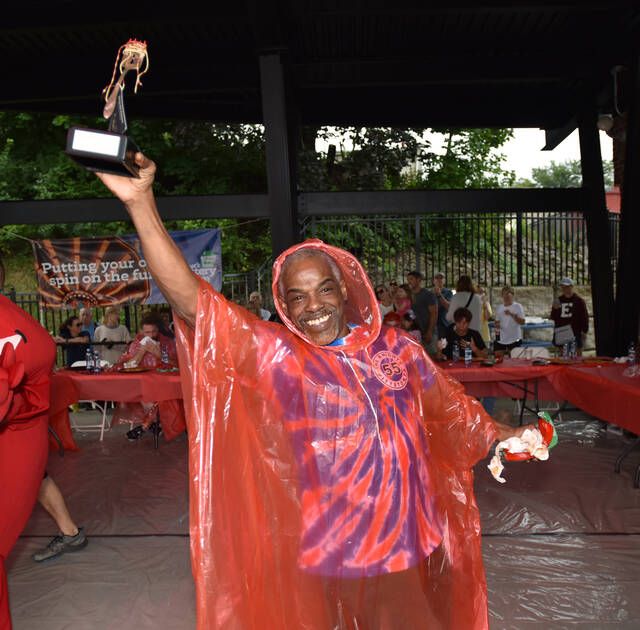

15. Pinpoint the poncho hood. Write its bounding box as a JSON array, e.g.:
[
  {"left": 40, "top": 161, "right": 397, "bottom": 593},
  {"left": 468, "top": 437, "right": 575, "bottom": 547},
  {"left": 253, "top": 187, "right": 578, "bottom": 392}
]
[{"left": 271, "top": 239, "right": 381, "bottom": 352}]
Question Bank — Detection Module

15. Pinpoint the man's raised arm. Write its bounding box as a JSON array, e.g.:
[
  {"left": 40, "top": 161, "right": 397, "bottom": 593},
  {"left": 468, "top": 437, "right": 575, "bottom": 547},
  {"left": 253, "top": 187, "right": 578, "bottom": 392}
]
[{"left": 95, "top": 153, "right": 199, "bottom": 326}]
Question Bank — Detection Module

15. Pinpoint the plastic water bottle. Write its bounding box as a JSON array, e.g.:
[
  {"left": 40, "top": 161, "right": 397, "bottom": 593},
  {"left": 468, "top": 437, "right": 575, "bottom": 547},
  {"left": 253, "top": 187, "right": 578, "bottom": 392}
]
[
  {"left": 85, "top": 348, "right": 94, "bottom": 371},
  {"left": 464, "top": 344, "right": 472, "bottom": 366},
  {"left": 562, "top": 343, "right": 569, "bottom": 360},
  {"left": 161, "top": 344, "right": 170, "bottom": 366},
  {"left": 92, "top": 349, "right": 101, "bottom": 373},
  {"left": 629, "top": 342, "right": 637, "bottom": 366},
  {"left": 569, "top": 339, "right": 577, "bottom": 360},
  {"left": 452, "top": 341, "right": 460, "bottom": 363}
]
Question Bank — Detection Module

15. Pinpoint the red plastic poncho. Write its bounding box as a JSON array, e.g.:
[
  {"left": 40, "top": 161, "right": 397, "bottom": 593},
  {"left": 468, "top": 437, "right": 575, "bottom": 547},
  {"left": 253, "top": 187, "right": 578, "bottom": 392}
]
[{"left": 175, "top": 240, "right": 497, "bottom": 629}]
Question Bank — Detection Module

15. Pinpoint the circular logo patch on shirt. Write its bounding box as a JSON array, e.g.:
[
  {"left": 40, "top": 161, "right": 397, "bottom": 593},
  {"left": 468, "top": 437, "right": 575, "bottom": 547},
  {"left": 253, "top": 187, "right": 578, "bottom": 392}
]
[{"left": 371, "top": 350, "right": 408, "bottom": 390}]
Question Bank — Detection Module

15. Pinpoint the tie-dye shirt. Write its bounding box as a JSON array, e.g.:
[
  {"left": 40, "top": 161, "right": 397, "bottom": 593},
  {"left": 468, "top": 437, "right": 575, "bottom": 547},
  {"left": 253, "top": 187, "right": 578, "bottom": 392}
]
[{"left": 265, "top": 325, "right": 443, "bottom": 578}]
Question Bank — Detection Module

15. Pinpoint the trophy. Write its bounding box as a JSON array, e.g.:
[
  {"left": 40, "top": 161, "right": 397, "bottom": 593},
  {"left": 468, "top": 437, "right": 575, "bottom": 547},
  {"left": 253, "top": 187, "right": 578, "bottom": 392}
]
[{"left": 66, "top": 39, "right": 149, "bottom": 177}]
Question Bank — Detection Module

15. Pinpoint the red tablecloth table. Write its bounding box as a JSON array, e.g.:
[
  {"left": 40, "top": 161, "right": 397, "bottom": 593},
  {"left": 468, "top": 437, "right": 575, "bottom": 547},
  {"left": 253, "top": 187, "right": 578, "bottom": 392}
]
[
  {"left": 547, "top": 364, "right": 640, "bottom": 434},
  {"left": 439, "top": 358, "right": 563, "bottom": 400},
  {"left": 49, "top": 370, "right": 185, "bottom": 450},
  {"left": 49, "top": 372, "right": 80, "bottom": 452}
]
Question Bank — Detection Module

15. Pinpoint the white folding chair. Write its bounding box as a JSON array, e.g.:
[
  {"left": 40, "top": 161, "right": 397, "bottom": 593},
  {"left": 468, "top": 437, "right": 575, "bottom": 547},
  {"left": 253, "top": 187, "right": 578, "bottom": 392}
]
[
  {"left": 69, "top": 361, "right": 113, "bottom": 441},
  {"left": 510, "top": 347, "right": 562, "bottom": 420}
]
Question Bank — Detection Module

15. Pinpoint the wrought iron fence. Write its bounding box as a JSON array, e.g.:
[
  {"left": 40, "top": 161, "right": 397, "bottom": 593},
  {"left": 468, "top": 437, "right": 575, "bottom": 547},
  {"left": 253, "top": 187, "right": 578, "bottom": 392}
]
[
  {"left": 3, "top": 211, "right": 619, "bottom": 347},
  {"left": 302, "top": 212, "right": 620, "bottom": 288},
  {"left": 1, "top": 270, "right": 276, "bottom": 339}
]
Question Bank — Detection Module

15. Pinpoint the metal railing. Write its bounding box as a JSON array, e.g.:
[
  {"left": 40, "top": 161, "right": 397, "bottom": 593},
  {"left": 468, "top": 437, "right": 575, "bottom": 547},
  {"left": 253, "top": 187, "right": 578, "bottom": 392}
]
[
  {"left": 302, "top": 212, "right": 620, "bottom": 287},
  {"left": 4, "top": 210, "right": 619, "bottom": 339}
]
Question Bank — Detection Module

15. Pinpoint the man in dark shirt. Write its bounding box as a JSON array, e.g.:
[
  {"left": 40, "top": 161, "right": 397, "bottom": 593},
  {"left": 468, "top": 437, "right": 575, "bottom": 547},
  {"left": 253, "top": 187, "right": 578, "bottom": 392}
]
[
  {"left": 550, "top": 277, "right": 589, "bottom": 354},
  {"left": 406, "top": 271, "right": 438, "bottom": 356},
  {"left": 433, "top": 272, "right": 454, "bottom": 339},
  {"left": 441, "top": 307, "right": 487, "bottom": 360}
]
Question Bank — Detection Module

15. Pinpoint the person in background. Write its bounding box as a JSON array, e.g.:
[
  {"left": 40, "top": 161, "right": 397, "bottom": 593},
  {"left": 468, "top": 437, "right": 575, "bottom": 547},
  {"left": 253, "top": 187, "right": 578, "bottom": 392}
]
[
  {"left": 115, "top": 315, "right": 178, "bottom": 440},
  {"left": 393, "top": 284, "right": 413, "bottom": 317},
  {"left": 477, "top": 285, "right": 493, "bottom": 345},
  {"left": 93, "top": 307, "right": 131, "bottom": 366},
  {"left": 440, "top": 307, "right": 487, "bottom": 361},
  {"left": 382, "top": 311, "right": 402, "bottom": 327},
  {"left": 401, "top": 312, "right": 423, "bottom": 344},
  {"left": 247, "top": 291, "right": 271, "bottom": 321},
  {"left": 54, "top": 316, "right": 90, "bottom": 367},
  {"left": 156, "top": 307, "right": 175, "bottom": 338},
  {"left": 550, "top": 277, "right": 589, "bottom": 356},
  {"left": 375, "top": 284, "right": 395, "bottom": 317},
  {"left": 118, "top": 315, "right": 176, "bottom": 371},
  {"left": 432, "top": 272, "right": 453, "bottom": 339},
  {"left": 446, "top": 275, "right": 482, "bottom": 334},
  {"left": 406, "top": 271, "right": 438, "bottom": 356},
  {"left": 78, "top": 307, "right": 96, "bottom": 339},
  {"left": 495, "top": 286, "right": 525, "bottom": 354},
  {"left": 388, "top": 280, "right": 399, "bottom": 300}
]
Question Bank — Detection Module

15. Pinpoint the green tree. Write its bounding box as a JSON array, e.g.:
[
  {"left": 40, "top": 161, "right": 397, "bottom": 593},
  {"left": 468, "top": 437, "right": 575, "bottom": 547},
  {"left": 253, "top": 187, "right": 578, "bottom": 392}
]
[
  {"left": 0, "top": 112, "right": 270, "bottom": 276},
  {"left": 0, "top": 112, "right": 516, "bottom": 290},
  {"left": 299, "top": 127, "right": 514, "bottom": 191},
  {"left": 515, "top": 159, "right": 614, "bottom": 188}
]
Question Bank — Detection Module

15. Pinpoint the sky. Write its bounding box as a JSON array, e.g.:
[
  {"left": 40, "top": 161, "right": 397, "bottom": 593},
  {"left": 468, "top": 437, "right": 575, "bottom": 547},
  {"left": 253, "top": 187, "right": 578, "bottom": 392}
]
[{"left": 500, "top": 128, "right": 613, "bottom": 181}]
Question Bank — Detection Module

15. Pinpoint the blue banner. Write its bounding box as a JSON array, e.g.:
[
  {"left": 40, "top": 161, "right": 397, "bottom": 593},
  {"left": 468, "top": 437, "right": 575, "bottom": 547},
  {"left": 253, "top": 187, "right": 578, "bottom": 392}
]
[{"left": 33, "top": 228, "right": 222, "bottom": 307}]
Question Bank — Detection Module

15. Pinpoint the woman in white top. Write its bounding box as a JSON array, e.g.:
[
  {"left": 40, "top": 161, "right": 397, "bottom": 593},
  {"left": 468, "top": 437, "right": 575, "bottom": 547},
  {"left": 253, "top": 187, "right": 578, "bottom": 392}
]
[
  {"left": 494, "top": 286, "right": 525, "bottom": 352},
  {"left": 93, "top": 307, "right": 132, "bottom": 365},
  {"left": 446, "top": 275, "right": 482, "bottom": 333},
  {"left": 375, "top": 284, "right": 395, "bottom": 317}
]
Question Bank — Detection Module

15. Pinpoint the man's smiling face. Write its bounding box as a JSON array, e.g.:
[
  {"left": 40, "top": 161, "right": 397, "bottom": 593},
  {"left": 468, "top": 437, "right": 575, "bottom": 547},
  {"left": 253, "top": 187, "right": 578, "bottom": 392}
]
[{"left": 279, "top": 254, "right": 349, "bottom": 346}]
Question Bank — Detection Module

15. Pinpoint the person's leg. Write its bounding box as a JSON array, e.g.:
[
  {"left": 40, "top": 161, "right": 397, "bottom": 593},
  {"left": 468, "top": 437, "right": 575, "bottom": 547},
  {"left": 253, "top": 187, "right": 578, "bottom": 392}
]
[
  {"left": 37, "top": 476, "right": 78, "bottom": 537},
  {"left": 32, "top": 476, "right": 87, "bottom": 562},
  {"left": 0, "top": 421, "right": 48, "bottom": 628}
]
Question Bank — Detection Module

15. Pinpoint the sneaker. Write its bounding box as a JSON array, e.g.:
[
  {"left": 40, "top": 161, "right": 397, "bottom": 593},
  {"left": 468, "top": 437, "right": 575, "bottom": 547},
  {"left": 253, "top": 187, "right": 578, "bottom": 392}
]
[
  {"left": 32, "top": 527, "right": 88, "bottom": 562},
  {"left": 126, "top": 425, "right": 145, "bottom": 441}
]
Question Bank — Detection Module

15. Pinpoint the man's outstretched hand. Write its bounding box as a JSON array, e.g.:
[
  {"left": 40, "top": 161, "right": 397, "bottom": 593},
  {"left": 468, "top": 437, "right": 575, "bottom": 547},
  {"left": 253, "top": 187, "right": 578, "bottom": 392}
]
[
  {"left": 493, "top": 409, "right": 536, "bottom": 442},
  {"left": 95, "top": 152, "right": 155, "bottom": 206}
]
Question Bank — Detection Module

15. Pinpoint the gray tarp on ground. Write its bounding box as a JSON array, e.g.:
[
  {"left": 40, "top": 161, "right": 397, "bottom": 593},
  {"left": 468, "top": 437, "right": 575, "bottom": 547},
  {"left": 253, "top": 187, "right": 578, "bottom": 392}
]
[{"left": 8, "top": 412, "right": 640, "bottom": 629}]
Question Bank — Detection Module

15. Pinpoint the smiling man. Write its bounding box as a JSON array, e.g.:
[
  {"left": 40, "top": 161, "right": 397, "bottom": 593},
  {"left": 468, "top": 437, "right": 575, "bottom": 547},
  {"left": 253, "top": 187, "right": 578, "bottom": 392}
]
[
  {"left": 279, "top": 249, "right": 350, "bottom": 346},
  {"left": 95, "top": 153, "right": 529, "bottom": 630}
]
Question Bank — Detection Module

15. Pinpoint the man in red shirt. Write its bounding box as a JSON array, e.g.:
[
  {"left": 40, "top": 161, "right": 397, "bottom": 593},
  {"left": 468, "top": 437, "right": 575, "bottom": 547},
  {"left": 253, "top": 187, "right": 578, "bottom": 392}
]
[{"left": 550, "top": 277, "right": 589, "bottom": 355}]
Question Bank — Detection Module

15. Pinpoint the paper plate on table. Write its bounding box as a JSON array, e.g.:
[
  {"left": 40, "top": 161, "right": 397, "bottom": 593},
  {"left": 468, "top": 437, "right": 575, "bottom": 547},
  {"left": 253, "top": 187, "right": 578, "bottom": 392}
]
[{"left": 118, "top": 366, "right": 150, "bottom": 373}]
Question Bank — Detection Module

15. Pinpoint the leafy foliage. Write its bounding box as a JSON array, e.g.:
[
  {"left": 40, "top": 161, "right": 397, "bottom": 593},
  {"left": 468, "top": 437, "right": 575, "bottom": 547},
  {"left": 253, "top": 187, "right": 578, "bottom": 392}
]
[
  {"left": 0, "top": 111, "right": 515, "bottom": 290},
  {"left": 516, "top": 159, "right": 614, "bottom": 189}
]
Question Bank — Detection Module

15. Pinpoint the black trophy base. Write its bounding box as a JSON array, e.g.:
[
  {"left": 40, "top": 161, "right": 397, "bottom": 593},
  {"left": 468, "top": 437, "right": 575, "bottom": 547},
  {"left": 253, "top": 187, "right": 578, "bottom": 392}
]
[{"left": 66, "top": 126, "right": 140, "bottom": 178}]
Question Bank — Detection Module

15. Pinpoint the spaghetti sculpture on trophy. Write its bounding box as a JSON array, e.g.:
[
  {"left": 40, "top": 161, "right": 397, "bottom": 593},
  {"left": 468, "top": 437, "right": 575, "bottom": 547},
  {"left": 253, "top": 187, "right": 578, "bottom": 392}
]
[{"left": 66, "top": 39, "right": 149, "bottom": 177}]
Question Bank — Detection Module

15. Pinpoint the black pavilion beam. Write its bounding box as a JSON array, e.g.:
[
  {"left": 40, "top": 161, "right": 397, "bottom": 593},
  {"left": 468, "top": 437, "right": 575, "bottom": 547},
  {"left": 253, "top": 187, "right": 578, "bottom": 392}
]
[
  {"left": 578, "top": 109, "right": 616, "bottom": 356},
  {"left": 259, "top": 51, "right": 300, "bottom": 255},
  {"left": 299, "top": 188, "right": 584, "bottom": 216},
  {"left": 0, "top": 189, "right": 585, "bottom": 225},
  {"left": 0, "top": 194, "right": 269, "bottom": 225},
  {"left": 543, "top": 118, "right": 577, "bottom": 151},
  {"left": 615, "top": 53, "right": 640, "bottom": 353}
]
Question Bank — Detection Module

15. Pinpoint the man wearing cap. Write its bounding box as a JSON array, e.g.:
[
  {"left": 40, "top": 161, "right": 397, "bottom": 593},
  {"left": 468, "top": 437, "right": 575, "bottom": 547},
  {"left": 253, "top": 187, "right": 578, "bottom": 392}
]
[
  {"left": 406, "top": 271, "right": 438, "bottom": 356},
  {"left": 433, "top": 272, "right": 453, "bottom": 339},
  {"left": 248, "top": 291, "right": 271, "bottom": 321},
  {"left": 550, "top": 277, "right": 589, "bottom": 355}
]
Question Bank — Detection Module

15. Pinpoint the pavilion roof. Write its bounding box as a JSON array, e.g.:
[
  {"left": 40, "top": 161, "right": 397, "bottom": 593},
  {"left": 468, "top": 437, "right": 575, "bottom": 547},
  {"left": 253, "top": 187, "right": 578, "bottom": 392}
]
[{"left": 1, "top": 2, "right": 639, "bottom": 130}]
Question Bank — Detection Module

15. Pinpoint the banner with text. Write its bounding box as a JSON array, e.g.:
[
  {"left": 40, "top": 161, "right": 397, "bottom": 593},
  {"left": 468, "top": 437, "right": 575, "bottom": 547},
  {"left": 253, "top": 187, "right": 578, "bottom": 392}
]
[{"left": 33, "top": 229, "right": 221, "bottom": 307}]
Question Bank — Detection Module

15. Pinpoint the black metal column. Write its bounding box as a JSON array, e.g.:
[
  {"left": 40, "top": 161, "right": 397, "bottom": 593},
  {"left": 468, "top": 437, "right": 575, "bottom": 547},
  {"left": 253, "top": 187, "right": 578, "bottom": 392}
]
[
  {"left": 578, "top": 110, "right": 615, "bottom": 355},
  {"left": 259, "top": 52, "right": 299, "bottom": 257},
  {"left": 615, "top": 55, "right": 640, "bottom": 352}
]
